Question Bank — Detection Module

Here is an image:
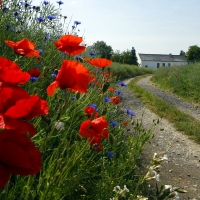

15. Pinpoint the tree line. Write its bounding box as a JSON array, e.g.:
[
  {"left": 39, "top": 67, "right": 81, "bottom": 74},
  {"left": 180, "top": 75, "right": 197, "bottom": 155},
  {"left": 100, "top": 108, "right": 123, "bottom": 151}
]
[
  {"left": 180, "top": 45, "right": 200, "bottom": 63},
  {"left": 87, "top": 41, "right": 138, "bottom": 66},
  {"left": 87, "top": 40, "right": 200, "bottom": 65}
]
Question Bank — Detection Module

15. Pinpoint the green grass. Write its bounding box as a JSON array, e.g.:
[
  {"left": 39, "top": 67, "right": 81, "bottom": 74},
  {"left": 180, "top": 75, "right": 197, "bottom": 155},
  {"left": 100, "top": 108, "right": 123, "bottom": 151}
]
[
  {"left": 152, "top": 64, "right": 200, "bottom": 104},
  {"left": 108, "top": 63, "right": 154, "bottom": 79},
  {"left": 128, "top": 75, "right": 200, "bottom": 142}
]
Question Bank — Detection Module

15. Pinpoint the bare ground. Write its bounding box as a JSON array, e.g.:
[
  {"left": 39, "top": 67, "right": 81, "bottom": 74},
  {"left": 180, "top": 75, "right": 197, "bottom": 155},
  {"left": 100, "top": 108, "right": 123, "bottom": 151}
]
[{"left": 120, "top": 76, "right": 200, "bottom": 200}]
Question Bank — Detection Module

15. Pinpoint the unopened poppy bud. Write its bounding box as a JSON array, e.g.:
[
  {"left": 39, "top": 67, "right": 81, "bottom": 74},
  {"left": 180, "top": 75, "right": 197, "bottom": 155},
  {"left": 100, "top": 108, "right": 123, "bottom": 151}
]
[
  {"left": 102, "top": 82, "right": 110, "bottom": 93},
  {"left": 108, "top": 133, "right": 115, "bottom": 145},
  {"left": 76, "top": 92, "right": 80, "bottom": 100},
  {"left": 76, "top": 134, "right": 82, "bottom": 141},
  {"left": 41, "top": 115, "right": 51, "bottom": 125},
  {"left": 101, "top": 107, "right": 107, "bottom": 115},
  {"left": 54, "top": 69, "right": 59, "bottom": 75}
]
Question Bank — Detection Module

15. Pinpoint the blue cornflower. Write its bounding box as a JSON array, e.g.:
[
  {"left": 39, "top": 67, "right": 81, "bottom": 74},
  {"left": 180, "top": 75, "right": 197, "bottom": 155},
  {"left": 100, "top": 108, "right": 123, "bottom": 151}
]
[
  {"left": 44, "top": 33, "right": 50, "bottom": 40},
  {"left": 107, "top": 152, "right": 115, "bottom": 158},
  {"left": 72, "top": 25, "right": 75, "bottom": 29},
  {"left": 37, "top": 17, "right": 45, "bottom": 22},
  {"left": 74, "top": 55, "right": 83, "bottom": 61},
  {"left": 20, "top": 1, "right": 30, "bottom": 7},
  {"left": 72, "top": 96, "right": 76, "bottom": 100},
  {"left": 30, "top": 77, "right": 38, "bottom": 82},
  {"left": 35, "top": 6, "right": 40, "bottom": 11},
  {"left": 3, "top": 7, "right": 9, "bottom": 13},
  {"left": 115, "top": 90, "right": 123, "bottom": 96},
  {"left": 51, "top": 74, "right": 57, "bottom": 78},
  {"left": 126, "top": 109, "right": 132, "bottom": 115},
  {"left": 74, "top": 21, "right": 81, "bottom": 25},
  {"left": 88, "top": 104, "right": 97, "bottom": 109},
  {"left": 6, "top": 24, "right": 10, "bottom": 30},
  {"left": 47, "top": 15, "right": 56, "bottom": 20},
  {"left": 43, "top": 0, "right": 49, "bottom": 5},
  {"left": 110, "top": 121, "right": 117, "bottom": 127},
  {"left": 104, "top": 97, "right": 110, "bottom": 102},
  {"left": 39, "top": 49, "right": 43, "bottom": 55},
  {"left": 125, "top": 109, "right": 136, "bottom": 117},
  {"left": 118, "top": 81, "right": 127, "bottom": 87},
  {"left": 88, "top": 51, "right": 96, "bottom": 56},
  {"left": 130, "top": 113, "right": 136, "bottom": 117},
  {"left": 57, "top": 1, "right": 64, "bottom": 5}
]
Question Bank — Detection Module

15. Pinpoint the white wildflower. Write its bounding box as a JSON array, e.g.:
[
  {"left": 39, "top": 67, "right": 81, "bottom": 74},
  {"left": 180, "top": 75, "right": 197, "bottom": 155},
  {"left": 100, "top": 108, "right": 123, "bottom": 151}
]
[
  {"left": 55, "top": 121, "right": 65, "bottom": 130},
  {"left": 123, "top": 185, "right": 129, "bottom": 192},
  {"left": 113, "top": 186, "right": 121, "bottom": 192}
]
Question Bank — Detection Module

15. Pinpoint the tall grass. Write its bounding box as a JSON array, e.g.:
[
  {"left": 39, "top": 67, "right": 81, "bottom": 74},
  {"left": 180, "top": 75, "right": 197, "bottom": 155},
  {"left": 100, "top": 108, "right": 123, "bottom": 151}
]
[
  {"left": 152, "top": 64, "right": 200, "bottom": 103},
  {"left": 0, "top": 1, "right": 154, "bottom": 199},
  {"left": 109, "top": 63, "right": 154, "bottom": 80},
  {"left": 0, "top": 1, "right": 186, "bottom": 199}
]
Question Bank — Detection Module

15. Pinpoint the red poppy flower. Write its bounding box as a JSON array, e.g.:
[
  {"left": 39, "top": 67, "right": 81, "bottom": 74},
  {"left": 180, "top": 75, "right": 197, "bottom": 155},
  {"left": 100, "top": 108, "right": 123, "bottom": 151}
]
[
  {"left": 79, "top": 116, "right": 109, "bottom": 139},
  {"left": 54, "top": 34, "right": 86, "bottom": 56},
  {"left": 84, "top": 106, "right": 99, "bottom": 119},
  {"left": 0, "top": 57, "right": 30, "bottom": 85},
  {"left": 123, "top": 121, "right": 128, "bottom": 126},
  {"left": 0, "top": 1, "right": 2, "bottom": 6},
  {"left": 108, "top": 87, "right": 115, "bottom": 92},
  {"left": 0, "top": 83, "right": 49, "bottom": 135},
  {"left": 110, "top": 96, "right": 120, "bottom": 105},
  {"left": 27, "top": 68, "right": 41, "bottom": 77},
  {"left": 47, "top": 60, "right": 90, "bottom": 96},
  {"left": 89, "top": 136, "right": 102, "bottom": 152},
  {"left": 0, "top": 129, "right": 41, "bottom": 189},
  {"left": 89, "top": 58, "right": 112, "bottom": 68},
  {"left": 5, "top": 38, "right": 40, "bottom": 59}
]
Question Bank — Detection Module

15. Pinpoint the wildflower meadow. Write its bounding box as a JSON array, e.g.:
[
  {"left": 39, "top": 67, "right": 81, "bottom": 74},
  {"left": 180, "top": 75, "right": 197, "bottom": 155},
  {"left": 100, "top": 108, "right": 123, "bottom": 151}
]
[{"left": 0, "top": 1, "right": 186, "bottom": 199}]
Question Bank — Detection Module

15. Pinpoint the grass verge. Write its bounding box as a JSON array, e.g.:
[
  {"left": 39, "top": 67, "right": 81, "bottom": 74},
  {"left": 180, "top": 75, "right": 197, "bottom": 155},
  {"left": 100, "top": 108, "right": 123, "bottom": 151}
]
[{"left": 128, "top": 75, "right": 200, "bottom": 143}]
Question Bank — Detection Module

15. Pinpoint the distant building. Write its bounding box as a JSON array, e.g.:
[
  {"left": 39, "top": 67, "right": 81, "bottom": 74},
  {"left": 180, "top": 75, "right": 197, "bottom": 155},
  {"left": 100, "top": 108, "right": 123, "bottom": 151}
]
[{"left": 139, "top": 53, "right": 187, "bottom": 69}]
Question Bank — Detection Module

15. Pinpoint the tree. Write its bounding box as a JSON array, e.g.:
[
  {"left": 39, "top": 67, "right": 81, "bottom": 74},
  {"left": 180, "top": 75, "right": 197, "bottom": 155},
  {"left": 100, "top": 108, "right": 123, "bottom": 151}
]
[
  {"left": 90, "top": 41, "right": 113, "bottom": 59},
  {"left": 111, "top": 47, "right": 138, "bottom": 66},
  {"left": 130, "top": 47, "right": 138, "bottom": 65},
  {"left": 186, "top": 45, "right": 200, "bottom": 63},
  {"left": 180, "top": 50, "right": 186, "bottom": 57}
]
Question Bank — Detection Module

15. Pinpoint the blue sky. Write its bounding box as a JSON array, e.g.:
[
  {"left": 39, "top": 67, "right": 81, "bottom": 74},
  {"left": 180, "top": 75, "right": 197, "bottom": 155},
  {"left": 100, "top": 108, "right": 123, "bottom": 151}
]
[{"left": 33, "top": 0, "right": 200, "bottom": 63}]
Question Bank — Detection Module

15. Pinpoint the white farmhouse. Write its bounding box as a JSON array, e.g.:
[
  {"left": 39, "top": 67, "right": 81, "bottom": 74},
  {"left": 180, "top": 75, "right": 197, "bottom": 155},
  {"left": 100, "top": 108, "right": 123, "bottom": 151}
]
[{"left": 139, "top": 53, "right": 187, "bottom": 69}]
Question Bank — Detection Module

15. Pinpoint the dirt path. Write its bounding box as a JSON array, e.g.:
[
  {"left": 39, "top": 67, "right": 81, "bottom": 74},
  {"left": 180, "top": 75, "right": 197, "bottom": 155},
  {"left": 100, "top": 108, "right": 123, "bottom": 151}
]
[{"left": 121, "top": 77, "right": 200, "bottom": 200}]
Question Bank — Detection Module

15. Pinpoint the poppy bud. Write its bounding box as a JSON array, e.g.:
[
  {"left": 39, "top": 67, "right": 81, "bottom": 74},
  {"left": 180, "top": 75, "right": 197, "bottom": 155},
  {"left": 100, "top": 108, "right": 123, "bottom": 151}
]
[
  {"left": 54, "top": 69, "right": 59, "bottom": 75},
  {"left": 102, "top": 82, "right": 110, "bottom": 93},
  {"left": 101, "top": 107, "right": 107, "bottom": 115},
  {"left": 76, "top": 134, "right": 82, "bottom": 141},
  {"left": 75, "top": 92, "right": 81, "bottom": 100},
  {"left": 41, "top": 115, "right": 51, "bottom": 125},
  {"left": 108, "top": 133, "right": 115, "bottom": 145}
]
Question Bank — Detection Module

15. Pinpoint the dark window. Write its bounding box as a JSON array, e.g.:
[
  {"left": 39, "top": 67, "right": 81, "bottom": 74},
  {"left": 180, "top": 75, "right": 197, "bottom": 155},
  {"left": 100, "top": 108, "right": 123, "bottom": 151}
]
[
  {"left": 168, "top": 63, "right": 171, "bottom": 66},
  {"left": 145, "top": 65, "right": 148, "bottom": 68},
  {"left": 162, "top": 63, "right": 165, "bottom": 66},
  {"left": 157, "top": 63, "right": 160, "bottom": 68}
]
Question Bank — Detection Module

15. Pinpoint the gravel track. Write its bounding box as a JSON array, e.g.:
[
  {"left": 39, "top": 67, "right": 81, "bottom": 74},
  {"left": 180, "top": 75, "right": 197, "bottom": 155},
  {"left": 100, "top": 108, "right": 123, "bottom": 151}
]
[{"left": 120, "top": 76, "right": 200, "bottom": 200}]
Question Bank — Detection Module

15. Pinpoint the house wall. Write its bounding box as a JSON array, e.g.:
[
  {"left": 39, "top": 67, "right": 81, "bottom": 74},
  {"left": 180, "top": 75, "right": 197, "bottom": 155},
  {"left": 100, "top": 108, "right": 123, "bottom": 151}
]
[{"left": 141, "top": 61, "right": 187, "bottom": 69}]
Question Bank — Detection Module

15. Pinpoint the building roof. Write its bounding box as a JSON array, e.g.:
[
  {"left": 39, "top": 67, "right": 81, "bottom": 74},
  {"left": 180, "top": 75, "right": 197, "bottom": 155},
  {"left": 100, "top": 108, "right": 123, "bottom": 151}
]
[{"left": 139, "top": 53, "right": 187, "bottom": 62}]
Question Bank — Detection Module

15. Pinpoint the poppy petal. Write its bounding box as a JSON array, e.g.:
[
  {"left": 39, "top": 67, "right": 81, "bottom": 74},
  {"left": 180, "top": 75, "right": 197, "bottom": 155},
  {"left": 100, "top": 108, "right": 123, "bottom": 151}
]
[
  {"left": 0, "top": 130, "right": 41, "bottom": 175},
  {"left": 0, "top": 164, "right": 10, "bottom": 189},
  {"left": 46, "top": 81, "right": 59, "bottom": 96},
  {"left": 5, "top": 96, "right": 48, "bottom": 120},
  {"left": 1, "top": 116, "right": 35, "bottom": 136}
]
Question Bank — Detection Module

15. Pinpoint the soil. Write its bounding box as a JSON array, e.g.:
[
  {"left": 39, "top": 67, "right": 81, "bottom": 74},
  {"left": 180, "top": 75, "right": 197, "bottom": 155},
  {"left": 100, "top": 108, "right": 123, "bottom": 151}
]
[{"left": 120, "top": 76, "right": 200, "bottom": 200}]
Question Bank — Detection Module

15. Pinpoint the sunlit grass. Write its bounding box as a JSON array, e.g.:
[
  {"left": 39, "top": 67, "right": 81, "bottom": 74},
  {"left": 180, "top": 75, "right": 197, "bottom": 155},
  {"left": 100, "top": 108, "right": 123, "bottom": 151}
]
[{"left": 128, "top": 75, "right": 200, "bottom": 142}]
